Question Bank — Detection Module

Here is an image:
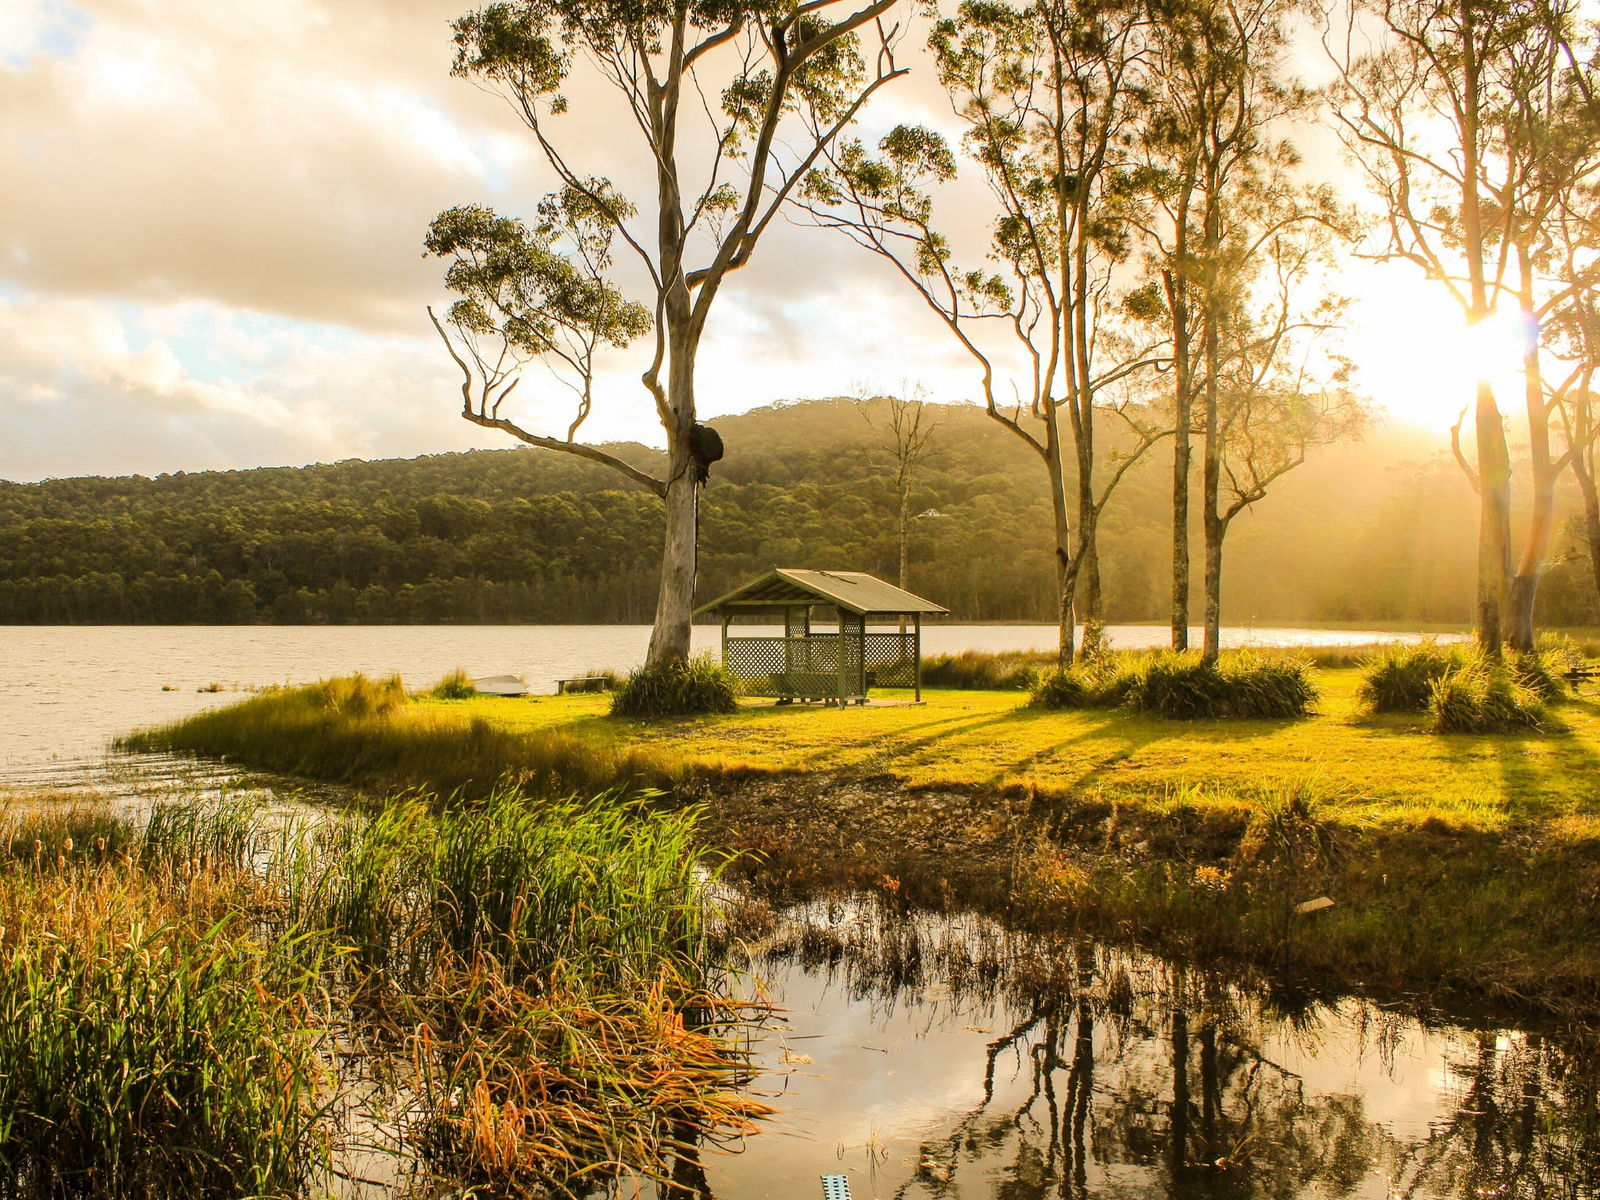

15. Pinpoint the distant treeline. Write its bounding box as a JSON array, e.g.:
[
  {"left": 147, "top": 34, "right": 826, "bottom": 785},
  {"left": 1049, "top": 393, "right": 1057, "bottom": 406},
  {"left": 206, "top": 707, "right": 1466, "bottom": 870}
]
[{"left": 3, "top": 399, "right": 1597, "bottom": 627}]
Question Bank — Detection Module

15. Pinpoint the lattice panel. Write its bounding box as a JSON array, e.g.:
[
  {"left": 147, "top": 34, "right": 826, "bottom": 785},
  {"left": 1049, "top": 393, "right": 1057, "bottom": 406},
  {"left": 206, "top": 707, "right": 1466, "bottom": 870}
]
[
  {"left": 725, "top": 637, "right": 786, "bottom": 696},
  {"left": 840, "top": 614, "right": 864, "bottom": 674},
  {"left": 863, "top": 633, "right": 918, "bottom": 688}
]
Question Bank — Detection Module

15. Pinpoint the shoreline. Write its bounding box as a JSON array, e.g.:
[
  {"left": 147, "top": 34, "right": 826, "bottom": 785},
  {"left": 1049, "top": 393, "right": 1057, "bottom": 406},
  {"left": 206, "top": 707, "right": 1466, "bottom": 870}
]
[{"left": 116, "top": 671, "right": 1600, "bottom": 1024}]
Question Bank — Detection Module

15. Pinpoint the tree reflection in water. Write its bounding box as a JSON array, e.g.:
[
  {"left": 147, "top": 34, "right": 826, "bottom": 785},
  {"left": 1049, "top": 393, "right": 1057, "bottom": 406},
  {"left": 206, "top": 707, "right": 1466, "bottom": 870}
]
[{"left": 633, "top": 897, "right": 1600, "bottom": 1200}]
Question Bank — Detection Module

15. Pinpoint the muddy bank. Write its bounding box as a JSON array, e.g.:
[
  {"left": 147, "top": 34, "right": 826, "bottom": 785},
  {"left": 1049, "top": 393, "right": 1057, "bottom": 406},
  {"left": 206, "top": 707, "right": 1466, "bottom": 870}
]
[{"left": 690, "top": 770, "right": 1600, "bottom": 1021}]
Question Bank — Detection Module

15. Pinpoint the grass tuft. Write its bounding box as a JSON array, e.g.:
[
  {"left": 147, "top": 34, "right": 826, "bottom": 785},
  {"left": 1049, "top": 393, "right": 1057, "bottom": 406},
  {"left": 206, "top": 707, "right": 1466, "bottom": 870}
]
[
  {"left": 1031, "top": 651, "right": 1316, "bottom": 720},
  {"left": 611, "top": 655, "right": 738, "bottom": 719},
  {"left": 431, "top": 668, "right": 477, "bottom": 699},
  {"left": 922, "top": 650, "right": 1053, "bottom": 691},
  {"left": 1358, "top": 641, "right": 1477, "bottom": 712},
  {"left": 1429, "top": 667, "right": 1549, "bottom": 733}
]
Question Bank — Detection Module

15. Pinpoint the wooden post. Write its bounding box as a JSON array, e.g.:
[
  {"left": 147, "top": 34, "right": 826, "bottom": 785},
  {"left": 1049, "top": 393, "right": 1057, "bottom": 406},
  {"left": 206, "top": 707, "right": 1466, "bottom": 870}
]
[
  {"left": 914, "top": 612, "right": 923, "bottom": 703},
  {"left": 720, "top": 613, "right": 729, "bottom": 667},
  {"left": 836, "top": 606, "right": 847, "bottom": 707}
]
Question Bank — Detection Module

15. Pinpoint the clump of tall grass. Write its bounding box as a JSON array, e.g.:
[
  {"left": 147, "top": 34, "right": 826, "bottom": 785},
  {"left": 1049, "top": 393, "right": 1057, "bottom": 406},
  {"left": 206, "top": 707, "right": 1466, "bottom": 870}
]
[
  {"left": 1358, "top": 641, "right": 1476, "bottom": 712},
  {"left": 0, "top": 804, "right": 137, "bottom": 867},
  {"left": 303, "top": 788, "right": 715, "bottom": 994},
  {"left": 1027, "top": 659, "right": 1137, "bottom": 709},
  {"left": 1360, "top": 641, "right": 1570, "bottom": 721},
  {"left": 119, "top": 674, "right": 683, "bottom": 799},
  {"left": 611, "top": 655, "right": 738, "bottom": 718},
  {"left": 0, "top": 810, "right": 328, "bottom": 1198},
  {"left": 921, "top": 650, "right": 1054, "bottom": 691},
  {"left": 431, "top": 667, "right": 477, "bottom": 699},
  {"left": 1031, "top": 652, "right": 1316, "bottom": 720},
  {"left": 0, "top": 790, "right": 763, "bottom": 1196},
  {"left": 1429, "top": 668, "right": 1548, "bottom": 734}
]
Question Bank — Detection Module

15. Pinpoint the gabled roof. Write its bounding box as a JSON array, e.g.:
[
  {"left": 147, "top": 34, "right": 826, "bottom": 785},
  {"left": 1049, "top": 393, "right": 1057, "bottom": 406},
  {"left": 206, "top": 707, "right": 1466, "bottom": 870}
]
[{"left": 696, "top": 568, "right": 949, "bottom": 618}]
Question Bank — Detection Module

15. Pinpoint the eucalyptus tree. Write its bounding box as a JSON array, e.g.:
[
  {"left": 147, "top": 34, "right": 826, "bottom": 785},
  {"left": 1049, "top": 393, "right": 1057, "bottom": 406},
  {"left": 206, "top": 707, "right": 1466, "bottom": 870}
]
[
  {"left": 1136, "top": 0, "right": 1358, "bottom": 659},
  {"left": 803, "top": 0, "right": 1167, "bottom": 664},
  {"left": 1327, "top": 0, "right": 1600, "bottom": 652},
  {"left": 428, "top": 0, "right": 908, "bottom": 666}
]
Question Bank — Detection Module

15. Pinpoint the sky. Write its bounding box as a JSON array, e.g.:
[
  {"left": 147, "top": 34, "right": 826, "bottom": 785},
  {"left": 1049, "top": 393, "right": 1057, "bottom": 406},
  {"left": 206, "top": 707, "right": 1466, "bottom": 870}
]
[{"left": 0, "top": 0, "right": 1494, "bottom": 484}]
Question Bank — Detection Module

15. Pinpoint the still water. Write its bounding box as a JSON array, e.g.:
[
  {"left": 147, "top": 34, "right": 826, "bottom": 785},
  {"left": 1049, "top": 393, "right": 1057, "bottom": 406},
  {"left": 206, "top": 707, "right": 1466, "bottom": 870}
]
[
  {"left": 687, "top": 903, "right": 1600, "bottom": 1200},
  {"left": 4, "top": 622, "right": 1579, "bottom": 1200}
]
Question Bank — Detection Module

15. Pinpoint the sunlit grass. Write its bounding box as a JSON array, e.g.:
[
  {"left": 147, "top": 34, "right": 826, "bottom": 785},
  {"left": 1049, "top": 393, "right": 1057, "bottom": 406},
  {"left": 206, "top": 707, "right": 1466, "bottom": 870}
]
[{"left": 405, "top": 669, "right": 1600, "bottom": 833}]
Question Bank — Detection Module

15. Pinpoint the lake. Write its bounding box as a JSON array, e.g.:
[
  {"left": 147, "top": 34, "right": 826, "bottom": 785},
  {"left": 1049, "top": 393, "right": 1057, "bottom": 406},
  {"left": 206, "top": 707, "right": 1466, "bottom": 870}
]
[{"left": 6, "top": 621, "right": 1579, "bottom": 1200}]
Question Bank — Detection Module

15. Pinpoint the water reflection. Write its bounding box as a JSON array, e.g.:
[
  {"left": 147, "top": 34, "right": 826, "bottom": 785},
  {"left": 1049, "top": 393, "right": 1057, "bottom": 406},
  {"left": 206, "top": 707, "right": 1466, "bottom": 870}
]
[{"left": 638, "top": 900, "right": 1600, "bottom": 1200}]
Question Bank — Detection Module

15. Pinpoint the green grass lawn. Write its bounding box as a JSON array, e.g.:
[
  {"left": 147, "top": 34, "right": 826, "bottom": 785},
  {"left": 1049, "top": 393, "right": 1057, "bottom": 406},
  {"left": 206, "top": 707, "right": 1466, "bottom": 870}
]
[{"left": 433, "top": 670, "right": 1600, "bottom": 839}]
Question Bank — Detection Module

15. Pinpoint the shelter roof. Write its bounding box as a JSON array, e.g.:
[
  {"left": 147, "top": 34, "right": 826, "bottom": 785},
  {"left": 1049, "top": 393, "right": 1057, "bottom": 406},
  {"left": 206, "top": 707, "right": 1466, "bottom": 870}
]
[{"left": 695, "top": 568, "right": 949, "bottom": 618}]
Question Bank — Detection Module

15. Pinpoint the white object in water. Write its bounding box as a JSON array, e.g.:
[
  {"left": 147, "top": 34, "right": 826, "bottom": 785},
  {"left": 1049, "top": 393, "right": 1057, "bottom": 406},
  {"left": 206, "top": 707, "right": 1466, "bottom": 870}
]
[
  {"left": 821, "top": 1175, "right": 852, "bottom": 1200},
  {"left": 472, "top": 674, "right": 528, "bottom": 697}
]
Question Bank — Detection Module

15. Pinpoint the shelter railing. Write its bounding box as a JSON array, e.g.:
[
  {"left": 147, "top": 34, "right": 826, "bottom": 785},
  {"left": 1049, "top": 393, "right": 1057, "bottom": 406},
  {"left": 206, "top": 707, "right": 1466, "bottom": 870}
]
[{"left": 723, "top": 631, "right": 919, "bottom": 697}]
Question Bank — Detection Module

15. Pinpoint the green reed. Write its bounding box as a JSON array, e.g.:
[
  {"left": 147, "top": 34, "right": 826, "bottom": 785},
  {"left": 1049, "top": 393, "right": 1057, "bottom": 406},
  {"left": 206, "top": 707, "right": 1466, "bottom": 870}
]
[
  {"left": 0, "top": 787, "right": 755, "bottom": 1197},
  {"left": 0, "top": 827, "right": 329, "bottom": 1199}
]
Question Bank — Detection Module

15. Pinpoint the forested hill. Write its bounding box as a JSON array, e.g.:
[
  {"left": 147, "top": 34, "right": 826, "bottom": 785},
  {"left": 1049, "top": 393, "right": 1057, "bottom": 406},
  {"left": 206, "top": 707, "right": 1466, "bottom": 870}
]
[{"left": 3, "top": 397, "right": 1595, "bottom": 626}]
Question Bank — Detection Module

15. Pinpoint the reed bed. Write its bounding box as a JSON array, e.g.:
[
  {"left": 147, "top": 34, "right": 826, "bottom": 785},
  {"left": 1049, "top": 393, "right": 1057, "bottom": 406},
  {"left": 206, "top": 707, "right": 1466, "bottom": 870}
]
[
  {"left": 0, "top": 790, "right": 762, "bottom": 1198},
  {"left": 119, "top": 673, "right": 685, "bottom": 800}
]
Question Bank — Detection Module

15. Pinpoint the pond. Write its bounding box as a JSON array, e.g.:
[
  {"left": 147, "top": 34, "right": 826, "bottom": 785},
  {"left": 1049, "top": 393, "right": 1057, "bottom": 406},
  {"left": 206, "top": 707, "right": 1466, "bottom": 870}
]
[{"left": 658, "top": 900, "right": 1600, "bottom": 1200}]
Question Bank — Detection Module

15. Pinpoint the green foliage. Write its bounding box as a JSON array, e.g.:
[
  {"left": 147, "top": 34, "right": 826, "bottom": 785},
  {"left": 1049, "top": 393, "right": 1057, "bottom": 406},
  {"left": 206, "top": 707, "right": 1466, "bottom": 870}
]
[
  {"left": 1032, "top": 652, "right": 1316, "bottom": 720},
  {"left": 611, "top": 655, "right": 738, "bottom": 719},
  {"left": 1357, "top": 641, "right": 1474, "bottom": 712},
  {"left": 308, "top": 788, "right": 711, "bottom": 992},
  {"left": 1131, "top": 653, "right": 1317, "bottom": 720},
  {"left": 1510, "top": 649, "right": 1569, "bottom": 701},
  {"left": 0, "top": 400, "right": 1550, "bottom": 628},
  {"left": 1429, "top": 668, "right": 1549, "bottom": 734},
  {"left": 431, "top": 667, "right": 478, "bottom": 699},
  {"left": 1360, "top": 641, "right": 1572, "bottom": 718}
]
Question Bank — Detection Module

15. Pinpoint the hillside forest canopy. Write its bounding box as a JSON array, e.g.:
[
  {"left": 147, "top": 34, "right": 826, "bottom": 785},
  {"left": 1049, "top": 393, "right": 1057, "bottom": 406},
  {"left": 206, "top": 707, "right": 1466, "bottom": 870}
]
[{"left": 5, "top": 397, "right": 1599, "bottom": 630}]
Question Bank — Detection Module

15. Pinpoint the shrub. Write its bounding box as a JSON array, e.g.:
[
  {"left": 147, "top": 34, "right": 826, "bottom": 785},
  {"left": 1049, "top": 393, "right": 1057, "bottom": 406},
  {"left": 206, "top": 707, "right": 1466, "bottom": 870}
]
[
  {"left": 1132, "top": 652, "right": 1316, "bottom": 720},
  {"left": 611, "top": 655, "right": 738, "bottom": 718},
  {"left": 1031, "top": 652, "right": 1314, "bottom": 719},
  {"left": 430, "top": 668, "right": 477, "bottom": 700},
  {"left": 1358, "top": 641, "right": 1473, "bottom": 713},
  {"left": 1429, "top": 667, "right": 1548, "bottom": 733},
  {"left": 1511, "top": 647, "right": 1569, "bottom": 700}
]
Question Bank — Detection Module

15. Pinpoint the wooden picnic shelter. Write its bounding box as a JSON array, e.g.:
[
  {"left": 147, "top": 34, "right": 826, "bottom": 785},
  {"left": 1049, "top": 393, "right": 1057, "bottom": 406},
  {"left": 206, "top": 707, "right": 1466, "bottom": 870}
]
[{"left": 695, "top": 568, "right": 948, "bottom": 705}]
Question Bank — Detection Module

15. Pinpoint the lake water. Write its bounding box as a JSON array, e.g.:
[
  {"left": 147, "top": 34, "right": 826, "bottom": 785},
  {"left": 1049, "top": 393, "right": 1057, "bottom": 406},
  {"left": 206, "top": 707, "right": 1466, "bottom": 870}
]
[{"left": 6, "top": 622, "right": 1579, "bottom": 1200}]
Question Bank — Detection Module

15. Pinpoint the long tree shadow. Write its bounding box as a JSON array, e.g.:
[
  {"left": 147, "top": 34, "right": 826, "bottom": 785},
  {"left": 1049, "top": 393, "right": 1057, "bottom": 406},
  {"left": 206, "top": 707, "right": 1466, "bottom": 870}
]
[{"left": 1427, "top": 702, "right": 1600, "bottom": 821}]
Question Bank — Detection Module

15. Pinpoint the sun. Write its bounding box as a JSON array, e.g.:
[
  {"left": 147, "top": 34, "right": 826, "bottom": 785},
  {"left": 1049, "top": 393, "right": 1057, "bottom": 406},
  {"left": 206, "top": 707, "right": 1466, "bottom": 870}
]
[{"left": 1344, "top": 260, "right": 1532, "bottom": 431}]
